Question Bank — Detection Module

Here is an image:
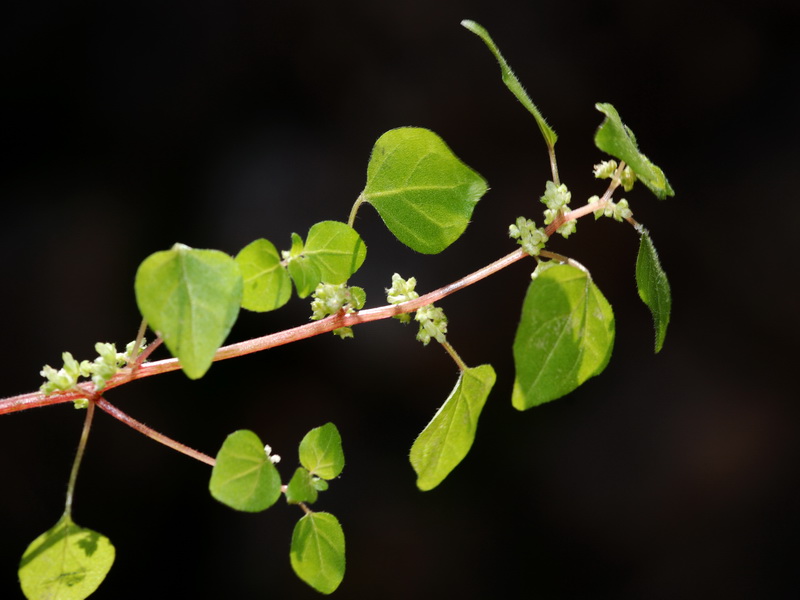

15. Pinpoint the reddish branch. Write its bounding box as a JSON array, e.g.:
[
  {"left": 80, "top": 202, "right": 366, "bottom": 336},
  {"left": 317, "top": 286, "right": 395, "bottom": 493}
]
[{"left": 0, "top": 186, "right": 627, "bottom": 419}]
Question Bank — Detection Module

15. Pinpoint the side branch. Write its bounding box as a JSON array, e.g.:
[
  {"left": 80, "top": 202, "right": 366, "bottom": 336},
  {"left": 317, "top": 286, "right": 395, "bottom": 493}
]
[{"left": 95, "top": 398, "right": 216, "bottom": 466}]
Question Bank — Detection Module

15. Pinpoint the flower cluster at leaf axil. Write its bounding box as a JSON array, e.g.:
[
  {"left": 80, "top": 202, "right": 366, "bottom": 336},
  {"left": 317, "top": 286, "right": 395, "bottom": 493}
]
[
  {"left": 540, "top": 180, "right": 576, "bottom": 238},
  {"left": 509, "top": 217, "right": 548, "bottom": 256},
  {"left": 386, "top": 273, "right": 448, "bottom": 345},
  {"left": 310, "top": 283, "right": 366, "bottom": 338},
  {"left": 591, "top": 196, "right": 633, "bottom": 222},
  {"left": 40, "top": 340, "right": 146, "bottom": 407},
  {"left": 593, "top": 159, "right": 637, "bottom": 191},
  {"left": 386, "top": 273, "right": 419, "bottom": 323}
]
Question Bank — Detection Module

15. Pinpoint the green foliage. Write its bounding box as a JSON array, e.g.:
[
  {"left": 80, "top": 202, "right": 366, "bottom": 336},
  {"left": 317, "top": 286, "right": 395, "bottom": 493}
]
[
  {"left": 285, "top": 221, "right": 367, "bottom": 297},
  {"left": 594, "top": 103, "right": 675, "bottom": 200},
  {"left": 209, "top": 430, "right": 282, "bottom": 512},
  {"left": 290, "top": 512, "right": 346, "bottom": 594},
  {"left": 298, "top": 422, "right": 345, "bottom": 480},
  {"left": 19, "top": 514, "right": 115, "bottom": 600},
  {"left": 512, "top": 264, "right": 615, "bottom": 410},
  {"left": 286, "top": 467, "right": 319, "bottom": 505},
  {"left": 5, "top": 20, "right": 678, "bottom": 600},
  {"left": 410, "top": 364, "right": 496, "bottom": 490},
  {"left": 357, "top": 127, "right": 488, "bottom": 254},
  {"left": 236, "top": 238, "right": 292, "bottom": 312},
  {"left": 461, "top": 19, "right": 558, "bottom": 149},
  {"left": 636, "top": 230, "right": 672, "bottom": 353},
  {"left": 135, "top": 243, "right": 243, "bottom": 379}
]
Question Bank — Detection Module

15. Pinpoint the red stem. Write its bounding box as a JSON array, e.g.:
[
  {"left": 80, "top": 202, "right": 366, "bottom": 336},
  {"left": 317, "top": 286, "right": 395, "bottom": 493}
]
[
  {"left": 0, "top": 247, "right": 530, "bottom": 415},
  {"left": 95, "top": 397, "right": 216, "bottom": 466},
  {"left": 0, "top": 181, "right": 625, "bottom": 419}
]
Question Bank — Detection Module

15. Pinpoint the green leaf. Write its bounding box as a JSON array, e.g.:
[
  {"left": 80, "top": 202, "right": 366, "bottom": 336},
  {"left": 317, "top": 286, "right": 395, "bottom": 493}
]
[
  {"left": 410, "top": 364, "right": 496, "bottom": 491},
  {"left": 360, "top": 127, "right": 488, "bottom": 254},
  {"left": 285, "top": 467, "right": 318, "bottom": 505},
  {"left": 298, "top": 423, "right": 344, "bottom": 480},
  {"left": 286, "top": 222, "right": 366, "bottom": 298},
  {"left": 461, "top": 20, "right": 558, "bottom": 148},
  {"left": 304, "top": 221, "right": 367, "bottom": 283},
  {"left": 290, "top": 512, "right": 345, "bottom": 595},
  {"left": 287, "top": 255, "right": 321, "bottom": 298},
  {"left": 235, "top": 239, "right": 292, "bottom": 312},
  {"left": 19, "top": 514, "right": 115, "bottom": 600},
  {"left": 594, "top": 103, "right": 675, "bottom": 200},
  {"left": 209, "top": 430, "right": 282, "bottom": 512},
  {"left": 512, "top": 264, "right": 615, "bottom": 410},
  {"left": 135, "top": 243, "right": 243, "bottom": 379},
  {"left": 636, "top": 230, "right": 672, "bottom": 353}
]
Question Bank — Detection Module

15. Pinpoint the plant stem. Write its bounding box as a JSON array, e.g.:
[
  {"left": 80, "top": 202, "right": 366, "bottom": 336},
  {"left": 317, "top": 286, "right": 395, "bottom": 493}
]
[
  {"left": 64, "top": 401, "right": 96, "bottom": 517},
  {"left": 548, "top": 145, "right": 560, "bottom": 186},
  {"left": 0, "top": 185, "right": 622, "bottom": 418},
  {"left": 347, "top": 193, "right": 366, "bottom": 228},
  {"left": 0, "top": 248, "right": 530, "bottom": 415},
  {"left": 440, "top": 340, "right": 468, "bottom": 372},
  {"left": 95, "top": 397, "right": 216, "bottom": 466}
]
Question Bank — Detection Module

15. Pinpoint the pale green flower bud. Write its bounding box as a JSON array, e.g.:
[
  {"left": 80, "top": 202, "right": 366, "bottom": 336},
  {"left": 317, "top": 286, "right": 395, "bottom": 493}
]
[{"left": 593, "top": 160, "right": 618, "bottom": 179}]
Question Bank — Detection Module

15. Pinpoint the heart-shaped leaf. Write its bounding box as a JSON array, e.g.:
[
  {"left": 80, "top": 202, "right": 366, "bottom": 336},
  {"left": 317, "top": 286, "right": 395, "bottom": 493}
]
[
  {"left": 285, "top": 467, "right": 318, "bottom": 505},
  {"left": 235, "top": 238, "right": 292, "bottom": 312},
  {"left": 209, "top": 430, "right": 282, "bottom": 512},
  {"left": 290, "top": 512, "right": 345, "bottom": 594},
  {"left": 135, "top": 243, "right": 243, "bottom": 379},
  {"left": 298, "top": 422, "right": 344, "bottom": 480},
  {"left": 512, "top": 264, "right": 615, "bottom": 409},
  {"left": 286, "top": 222, "right": 366, "bottom": 298},
  {"left": 360, "top": 128, "right": 488, "bottom": 254},
  {"left": 19, "top": 514, "right": 115, "bottom": 600}
]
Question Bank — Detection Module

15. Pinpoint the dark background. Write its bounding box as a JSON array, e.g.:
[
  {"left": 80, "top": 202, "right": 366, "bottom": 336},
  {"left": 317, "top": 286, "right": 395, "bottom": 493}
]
[{"left": 2, "top": 1, "right": 798, "bottom": 598}]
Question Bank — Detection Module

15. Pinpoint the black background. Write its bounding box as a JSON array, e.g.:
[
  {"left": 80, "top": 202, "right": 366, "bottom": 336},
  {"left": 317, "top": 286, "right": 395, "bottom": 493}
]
[{"left": 2, "top": 1, "right": 798, "bottom": 598}]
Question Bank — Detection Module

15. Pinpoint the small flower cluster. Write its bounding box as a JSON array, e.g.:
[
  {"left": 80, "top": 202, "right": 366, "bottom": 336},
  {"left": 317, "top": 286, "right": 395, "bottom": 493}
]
[
  {"left": 414, "top": 304, "right": 448, "bottom": 346},
  {"left": 385, "top": 274, "right": 447, "bottom": 345},
  {"left": 40, "top": 340, "right": 146, "bottom": 407},
  {"left": 264, "top": 444, "right": 281, "bottom": 465},
  {"left": 593, "top": 160, "right": 637, "bottom": 192},
  {"left": 591, "top": 195, "right": 633, "bottom": 222},
  {"left": 509, "top": 217, "right": 549, "bottom": 256},
  {"left": 309, "top": 282, "right": 366, "bottom": 338},
  {"left": 386, "top": 273, "right": 420, "bottom": 324},
  {"left": 540, "top": 181, "right": 576, "bottom": 238}
]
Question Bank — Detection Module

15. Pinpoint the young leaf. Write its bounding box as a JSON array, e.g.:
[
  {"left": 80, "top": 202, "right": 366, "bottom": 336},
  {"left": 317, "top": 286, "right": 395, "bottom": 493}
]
[
  {"left": 304, "top": 221, "right": 367, "bottom": 283},
  {"left": 360, "top": 127, "right": 488, "bottom": 254},
  {"left": 410, "top": 364, "right": 496, "bottom": 491},
  {"left": 286, "top": 221, "right": 366, "bottom": 298},
  {"left": 512, "top": 264, "right": 615, "bottom": 410},
  {"left": 209, "top": 430, "right": 282, "bottom": 512},
  {"left": 290, "top": 512, "right": 345, "bottom": 595},
  {"left": 636, "top": 230, "right": 672, "bottom": 353},
  {"left": 594, "top": 103, "right": 675, "bottom": 200},
  {"left": 235, "top": 238, "right": 292, "bottom": 312},
  {"left": 135, "top": 243, "right": 243, "bottom": 379},
  {"left": 287, "top": 256, "right": 321, "bottom": 298},
  {"left": 19, "top": 513, "right": 115, "bottom": 600},
  {"left": 286, "top": 467, "right": 318, "bottom": 505},
  {"left": 461, "top": 20, "right": 558, "bottom": 148},
  {"left": 298, "top": 422, "right": 344, "bottom": 480}
]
